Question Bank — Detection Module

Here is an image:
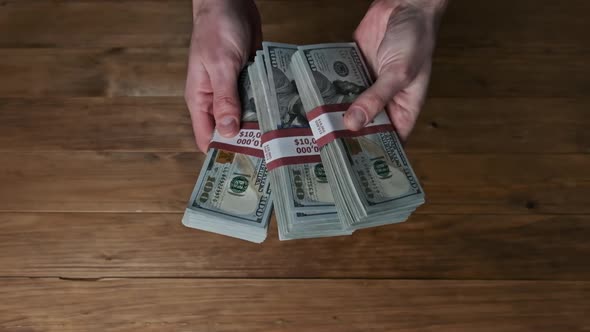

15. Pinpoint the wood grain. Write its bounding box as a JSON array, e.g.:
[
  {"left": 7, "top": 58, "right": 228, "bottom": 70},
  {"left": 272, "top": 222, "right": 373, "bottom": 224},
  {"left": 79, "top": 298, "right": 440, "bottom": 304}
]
[
  {"left": 0, "top": 0, "right": 588, "bottom": 330},
  {"left": 0, "top": 278, "right": 588, "bottom": 332},
  {"left": 414, "top": 98, "right": 590, "bottom": 154},
  {"left": 0, "top": 97, "right": 588, "bottom": 153},
  {"left": 0, "top": 0, "right": 587, "bottom": 48},
  {"left": 0, "top": 0, "right": 371, "bottom": 48},
  {"left": 0, "top": 152, "right": 200, "bottom": 213},
  {"left": 0, "top": 213, "right": 588, "bottom": 279},
  {"left": 0, "top": 48, "right": 187, "bottom": 97},
  {"left": 0, "top": 46, "right": 588, "bottom": 97},
  {"left": 0, "top": 0, "right": 588, "bottom": 98},
  {"left": 0, "top": 152, "right": 587, "bottom": 214},
  {"left": 0, "top": 98, "right": 196, "bottom": 152},
  {"left": 430, "top": 46, "right": 590, "bottom": 98},
  {"left": 439, "top": 0, "right": 589, "bottom": 47}
]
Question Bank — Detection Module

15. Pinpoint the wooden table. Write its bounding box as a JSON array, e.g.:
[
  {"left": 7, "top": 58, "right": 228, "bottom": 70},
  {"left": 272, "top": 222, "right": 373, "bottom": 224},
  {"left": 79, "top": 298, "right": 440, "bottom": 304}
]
[{"left": 1, "top": 0, "right": 589, "bottom": 331}]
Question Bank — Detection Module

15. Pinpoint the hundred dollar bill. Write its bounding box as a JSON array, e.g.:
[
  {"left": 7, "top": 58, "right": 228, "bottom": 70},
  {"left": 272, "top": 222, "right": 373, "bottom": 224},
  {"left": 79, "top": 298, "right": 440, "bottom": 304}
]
[
  {"left": 182, "top": 68, "right": 272, "bottom": 243},
  {"left": 250, "top": 44, "right": 349, "bottom": 240},
  {"left": 263, "top": 43, "right": 337, "bottom": 215},
  {"left": 291, "top": 43, "right": 424, "bottom": 229}
]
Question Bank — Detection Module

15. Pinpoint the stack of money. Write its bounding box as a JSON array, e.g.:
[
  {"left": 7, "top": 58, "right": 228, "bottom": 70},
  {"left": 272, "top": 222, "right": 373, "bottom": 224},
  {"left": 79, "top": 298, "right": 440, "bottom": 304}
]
[
  {"left": 291, "top": 43, "right": 425, "bottom": 230},
  {"left": 247, "top": 43, "right": 351, "bottom": 240},
  {"left": 182, "top": 69, "right": 273, "bottom": 243}
]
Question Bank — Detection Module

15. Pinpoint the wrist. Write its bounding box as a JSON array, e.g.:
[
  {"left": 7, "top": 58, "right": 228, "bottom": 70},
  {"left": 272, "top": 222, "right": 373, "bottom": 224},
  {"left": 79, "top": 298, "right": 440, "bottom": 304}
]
[
  {"left": 403, "top": 0, "right": 448, "bottom": 14},
  {"left": 405, "top": 0, "right": 448, "bottom": 28},
  {"left": 191, "top": 0, "right": 220, "bottom": 20},
  {"left": 431, "top": 0, "right": 448, "bottom": 16},
  {"left": 192, "top": 0, "right": 255, "bottom": 20}
]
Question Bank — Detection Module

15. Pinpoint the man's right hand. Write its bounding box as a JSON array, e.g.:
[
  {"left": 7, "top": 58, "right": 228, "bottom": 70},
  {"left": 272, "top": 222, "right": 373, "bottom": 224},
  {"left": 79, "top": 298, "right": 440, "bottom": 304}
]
[{"left": 185, "top": 0, "right": 262, "bottom": 152}]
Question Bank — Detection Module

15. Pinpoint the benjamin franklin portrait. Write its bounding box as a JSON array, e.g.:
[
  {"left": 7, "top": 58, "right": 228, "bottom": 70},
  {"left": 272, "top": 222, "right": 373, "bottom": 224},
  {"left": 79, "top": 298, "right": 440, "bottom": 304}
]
[
  {"left": 312, "top": 70, "right": 366, "bottom": 105},
  {"left": 272, "top": 66, "right": 308, "bottom": 128}
]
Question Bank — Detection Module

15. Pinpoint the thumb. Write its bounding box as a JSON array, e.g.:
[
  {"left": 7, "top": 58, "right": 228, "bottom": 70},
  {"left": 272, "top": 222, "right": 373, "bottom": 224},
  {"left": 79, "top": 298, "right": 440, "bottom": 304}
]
[
  {"left": 210, "top": 64, "right": 242, "bottom": 137},
  {"left": 344, "top": 67, "right": 409, "bottom": 131}
]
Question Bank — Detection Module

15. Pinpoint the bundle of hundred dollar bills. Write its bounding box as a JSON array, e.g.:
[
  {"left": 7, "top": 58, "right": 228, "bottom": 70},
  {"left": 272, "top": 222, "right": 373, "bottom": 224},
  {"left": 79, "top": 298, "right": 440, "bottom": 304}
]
[
  {"left": 183, "top": 42, "right": 424, "bottom": 243},
  {"left": 250, "top": 44, "right": 352, "bottom": 240},
  {"left": 290, "top": 43, "right": 425, "bottom": 229},
  {"left": 182, "top": 69, "right": 273, "bottom": 243}
]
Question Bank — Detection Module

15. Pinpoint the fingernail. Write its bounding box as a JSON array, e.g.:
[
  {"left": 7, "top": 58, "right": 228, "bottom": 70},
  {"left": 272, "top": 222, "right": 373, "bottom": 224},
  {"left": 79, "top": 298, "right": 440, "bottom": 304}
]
[
  {"left": 346, "top": 107, "right": 367, "bottom": 131},
  {"left": 218, "top": 116, "right": 238, "bottom": 137}
]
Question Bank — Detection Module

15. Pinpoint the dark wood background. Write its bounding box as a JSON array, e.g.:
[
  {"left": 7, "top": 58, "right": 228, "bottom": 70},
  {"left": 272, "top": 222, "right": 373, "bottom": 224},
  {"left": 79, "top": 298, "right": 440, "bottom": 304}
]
[{"left": 0, "top": 0, "right": 589, "bottom": 331}]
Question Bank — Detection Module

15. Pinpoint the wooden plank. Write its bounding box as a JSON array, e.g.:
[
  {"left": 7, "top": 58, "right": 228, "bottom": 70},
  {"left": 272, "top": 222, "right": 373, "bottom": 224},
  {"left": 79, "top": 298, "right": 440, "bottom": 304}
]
[
  {"left": 412, "top": 154, "right": 590, "bottom": 215},
  {"left": 0, "top": 0, "right": 371, "bottom": 48},
  {"left": 0, "top": 152, "right": 588, "bottom": 214},
  {"left": 430, "top": 46, "right": 590, "bottom": 98},
  {"left": 0, "top": 1, "right": 192, "bottom": 48},
  {"left": 0, "top": 152, "right": 200, "bottom": 213},
  {"left": 0, "top": 213, "right": 588, "bottom": 279},
  {"left": 0, "top": 97, "right": 587, "bottom": 153},
  {"left": 0, "top": 0, "right": 587, "bottom": 48},
  {"left": 439, "top": 0, "right": 590, "bottom": 48},
  {"left": 0, "top": 278, "right": 588, "bottom": 332},
  {"left": 0, "top": 48, "right": 187, "bottom": 97},
  {"left": 412, "top": 98, "right": 590, "bottom": 154},
  {"left": 0, "top": 98, "right": 196, "bottom": 152},
  {"left": 0, "top": 46, "right": 588, "bottom": 97}
]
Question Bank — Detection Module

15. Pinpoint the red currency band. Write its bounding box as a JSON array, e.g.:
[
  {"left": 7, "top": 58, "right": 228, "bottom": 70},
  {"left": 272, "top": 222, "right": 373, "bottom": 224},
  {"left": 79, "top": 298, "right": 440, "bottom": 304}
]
[
  {"left": 305, "top": 103, "right": 394, "bottom": 147},
  {"left": 240, "top": 122, "right": 260, "bottom": 130},
  {"left": 314, "top": 124, "right": 394, "bottom": 147},
  {"left": 208, "top": 142, "right": 264, "bottom": 159},
  {"left": 207, "top": 122, "right": 263, "bottom": 158},
  {"left": 306, "top": 103, "right": 352, "bottom": 120},
  {"left": 260, "top": 127, "right": 314, "bottom": 144},
  {"left": 266, "top": 155, "right": 322, "bottom": 172},
  {"left": 260, "top": 127, "right": 322, "bottom": 171}
]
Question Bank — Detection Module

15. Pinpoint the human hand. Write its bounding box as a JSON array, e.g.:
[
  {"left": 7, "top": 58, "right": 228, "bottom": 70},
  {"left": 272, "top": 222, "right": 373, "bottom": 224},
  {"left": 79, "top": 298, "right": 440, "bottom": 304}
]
[
  {"left": 344, "top": 0, "right": 447, "bottom": 140},
  {"left": 185, "top": 0, "right": 262, "bottom": 152}
]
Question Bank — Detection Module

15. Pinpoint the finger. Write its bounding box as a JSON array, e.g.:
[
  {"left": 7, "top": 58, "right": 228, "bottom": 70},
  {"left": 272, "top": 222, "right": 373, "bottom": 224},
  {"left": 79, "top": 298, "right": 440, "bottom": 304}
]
[
  {"left": 185, "top": 60, "right": 214, "bottom": 152},
  {"left": 387, "top": 101, "right": 415, "bottom": 142},
  {"left": 353, "top": 0, "right": 392, "bottom": 73},
  {"left": 344, "top": 66, "right": 409, "bottom": 131},
  {"left": 209, "top": 63, "right": 242, "bottom": 138},
  {"left": 346, "top": 4, "right": 427, "bottom": 132},
  {"left": 192, "top": 110, "right": 215, "bottom": 152},
  {"left": 388, "top": 61, "right": 432, "bottom": 140}
]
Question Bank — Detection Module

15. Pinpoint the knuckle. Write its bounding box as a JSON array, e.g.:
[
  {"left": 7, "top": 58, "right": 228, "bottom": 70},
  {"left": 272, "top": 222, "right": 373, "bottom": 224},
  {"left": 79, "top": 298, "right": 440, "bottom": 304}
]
[
  {"left": 360, "top": 91, "right": 388, "bottom": 113},
  {"left": 214, "top": 63, "right": 241, "bottom": 78},
  {"left": 372, "top": 92, "right": 389, "bottom": 109},
  {"left": 368, "top": 0, "right": 387, "bottom": 12},
  {"left": 206, "top": 52, "right": 241, "bottom": 71},
  {"left": 353, "top": 23, "right": 367, "bottom": 40},
  {"left": 184, "top": 76, "right": 199, "bottom": 106},
  {"left": 206, "top": 54, "right": 225, "bottom": 68},
  {"left": 392, "top": 65, "right": 417, "bottom": 86},
  {"left": 353, "top": 28, "right": 361, "bottom": 42},
  {"left": 184, "top": 90, "right": 196, "bottom": 108},
  {"left": 398, "top": 70, "right": 412, "bottom": 86},
  {"left": 213, "top": 95, "right": 239, "bottom": 116}
]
